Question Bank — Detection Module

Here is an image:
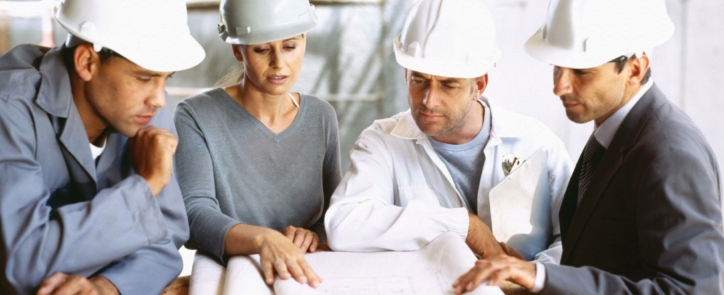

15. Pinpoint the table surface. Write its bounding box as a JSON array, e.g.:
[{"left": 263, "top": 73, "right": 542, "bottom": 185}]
[{"left": 160, "top": 276, "right": 533, "bottom": 295}]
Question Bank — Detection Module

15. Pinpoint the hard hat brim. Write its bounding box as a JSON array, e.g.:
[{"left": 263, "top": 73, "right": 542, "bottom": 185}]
[
  {"left": 128, "top": 34, "right": 206, "bottom": 72},
  {"left": 222, "top": 20, "right": 316, "bottom": 45},
  {"left": 393, "top": 37, "right": 498, "bottom": 79}
]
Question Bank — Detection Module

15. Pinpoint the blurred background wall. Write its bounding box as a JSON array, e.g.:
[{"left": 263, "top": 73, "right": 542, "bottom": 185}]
[{"left": 2, "top": 0, "right": 723, "bottom": 275}]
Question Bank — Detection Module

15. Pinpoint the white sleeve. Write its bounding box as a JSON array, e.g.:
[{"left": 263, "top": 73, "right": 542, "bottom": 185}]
[
  {"left": 324, "top": 127, "right": 469, "bottom": 252},
  {"left": 531, "top": 262, "right": 547, "bottom": 293},
  {"left": 533, "top": 137, "right": 574, "bottom": 264}
]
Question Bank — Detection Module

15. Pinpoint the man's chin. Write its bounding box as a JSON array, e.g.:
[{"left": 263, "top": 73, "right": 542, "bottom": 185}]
[
  {"left": 114, "top": 124, "right": 144, "bottom": 138},
  {"left": 565, "top": 111, "right": 592, "bottom": 124},
  {"left": 417, "top": 124, "right": 445, "bottom": 137}
]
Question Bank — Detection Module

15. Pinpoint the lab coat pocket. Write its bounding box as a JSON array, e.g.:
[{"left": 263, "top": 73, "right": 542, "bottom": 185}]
[
  {"left": 489, "top": 148, "right": 551, "bottom": 261},
  {"left": 397, "top": 186, "right": 441, "bottom": 207}
]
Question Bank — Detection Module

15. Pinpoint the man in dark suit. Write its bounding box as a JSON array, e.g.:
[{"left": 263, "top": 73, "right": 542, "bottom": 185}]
[{"left": 452, "top": 0, "right": 724, "bottom": 294}]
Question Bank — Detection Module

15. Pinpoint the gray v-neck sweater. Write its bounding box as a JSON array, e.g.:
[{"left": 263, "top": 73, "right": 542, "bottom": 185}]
[{"left": 174, "top": 88, "right": 341, "bottom": 261}]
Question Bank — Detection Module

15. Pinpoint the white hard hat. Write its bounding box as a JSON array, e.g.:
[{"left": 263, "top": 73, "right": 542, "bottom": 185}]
[
  {"left": 393, "top": 0, "right": 502, "bottom": 79},
  {"left": 218, "top": 0, "right": 318, "bottom": 45},
  {"left": 54, "top": 0, "right": 205, "bottom": 73},
  {"left": 525, "top": 0, "right": 674, "bottom": 69}
]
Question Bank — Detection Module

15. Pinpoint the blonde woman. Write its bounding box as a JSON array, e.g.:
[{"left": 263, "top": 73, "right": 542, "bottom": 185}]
[{"left": 174, "top": 0, "right": 340, "bottom": 288}]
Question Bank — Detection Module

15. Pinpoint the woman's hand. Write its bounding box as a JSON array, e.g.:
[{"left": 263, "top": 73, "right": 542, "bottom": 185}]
[
  {"left": 283, "top": 225, "right": 319, "bottom": 253},
  {"left": 256, "top": 230, "right": 322, "bottom": 288}
]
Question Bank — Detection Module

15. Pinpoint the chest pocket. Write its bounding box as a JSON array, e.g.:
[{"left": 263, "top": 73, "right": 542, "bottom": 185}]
[{"left": 397, "top": 186, "right": 441, "bottom": 207}]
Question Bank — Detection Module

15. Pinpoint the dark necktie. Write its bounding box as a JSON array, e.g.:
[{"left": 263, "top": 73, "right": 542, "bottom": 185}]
[{"left": 578, "top": 134, "right": 606, "bottom": 205}]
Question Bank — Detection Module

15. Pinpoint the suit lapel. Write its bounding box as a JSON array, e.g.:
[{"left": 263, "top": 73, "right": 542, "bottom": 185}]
[{"left": 560, "top": 84, "right": 667, "bottom": 264}]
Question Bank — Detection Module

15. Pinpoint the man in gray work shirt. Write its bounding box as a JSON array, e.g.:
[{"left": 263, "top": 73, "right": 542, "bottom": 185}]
[{"left": 0, "top": 0, "right": 205, "bottom": 294}]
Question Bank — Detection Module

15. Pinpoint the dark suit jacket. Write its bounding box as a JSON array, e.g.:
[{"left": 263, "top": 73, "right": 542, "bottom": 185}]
[{"left": 542, "top": 85, "right": 724, "bottom": 294}]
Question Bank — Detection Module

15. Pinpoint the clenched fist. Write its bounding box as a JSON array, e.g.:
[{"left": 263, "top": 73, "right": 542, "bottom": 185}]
[{"left": 129, "top": 126, "right": 178, "bottom": 196}]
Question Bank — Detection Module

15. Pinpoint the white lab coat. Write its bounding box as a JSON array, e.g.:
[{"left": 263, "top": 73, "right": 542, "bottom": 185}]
[{"left": 325, "top": 98, "right": 573, "bottom": 264}]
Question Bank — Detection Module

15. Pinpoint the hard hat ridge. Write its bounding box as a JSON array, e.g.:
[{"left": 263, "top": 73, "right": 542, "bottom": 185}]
[
  {"left": 525, "top": 0, "right": 674, "bottom": 69},
  {"left": 54, "top": 0, "right": 205, "bottom": 72},
  {"left": 218, "top": 0, "right": 318, "bottom": 45},
  {"left": 394, "top": 0, "right": 502, "bottom": 79}
]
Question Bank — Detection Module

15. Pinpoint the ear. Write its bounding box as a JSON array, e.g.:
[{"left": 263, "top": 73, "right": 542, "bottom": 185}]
[
  {"left": 232, "top": 44, "right": 244, "bottom": 62},
  {"left": 628, "top": 55, "right": 650, "bottom": 85},
  {"left": 473, "top": 74, "right": 489, "bottom": 98},
  {"left": 73, "top": 43, "right": 98, "bottom": 82}
]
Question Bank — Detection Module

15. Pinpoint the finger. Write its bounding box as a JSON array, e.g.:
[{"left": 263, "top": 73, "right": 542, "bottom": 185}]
[
  {"left": 292, "top": 230, "right": 306, "bottom": 248},
  {"left": 274, "top": 259, "right": 291, "bottom": 280},
  {"left": 467, "top": 263, "right": 496, "bottom": 291},
  {"left": 499, "top": 242, "right": 511, "bottom": 255},
  {"left": 285, "top": 258, "right": 307, "bottom": 284},
  {"left": 488, "top": 267, "right": 510, "bottom": 286},
  {"left": 298, "top": 258, "right": 321, "bottom": 288},
  {"left": 52, "top": 275, "right": 86, "bottom": 295},
  {"left": 37, "top": 273, "right": 68, "bottom": 295},
  {"left": 309, "top": 234, "right": 319, "bottom": 253},
  {"left": 315, "top": 244, "right": 331, "bottom": 252},
  {"left": 283, "top": 226, "right": 296, "bottom": 241},
  {"left": 262, "top": 261, "right": 275, "bottom": 285},
  {"left": 300, "top": 232, "right": 316, "bottom": 253},
  {"left": 453, "top": 269, "right": 477, "bottom": 295},
  {"left": 167, "top": 136, "right": 179, "bottom": 153}
]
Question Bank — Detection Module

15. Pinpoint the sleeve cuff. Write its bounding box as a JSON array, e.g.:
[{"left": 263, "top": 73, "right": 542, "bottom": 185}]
[{"left": 531, "top": 262, "right": 546, "bottom": 293}]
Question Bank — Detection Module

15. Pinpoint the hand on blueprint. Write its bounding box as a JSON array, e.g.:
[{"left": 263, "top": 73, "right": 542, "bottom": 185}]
[
  {"left": 466, "top": 212, "right": 504, "bottom": 259},
  {"left": 283, "top": 225, "right": 319, "bottom": 253},
  {"left": 259, "top": 231, "right": 322, "bottom": 288},
  {"left": 36, "top": 272, "right": 119, "bottom": 295},
  {"left": 452, "top": 254, "right": 535, "bottom": 295}
]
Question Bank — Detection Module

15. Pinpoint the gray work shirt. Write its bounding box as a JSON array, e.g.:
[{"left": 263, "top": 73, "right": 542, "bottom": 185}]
[
  {"left": 429, "top": 101, "right": 492, "bottom": 214},
  {"left": 0, "top": 45, "right": 189, "bottom": 295},
  {"left": 174, "top": 88, "right": 341, "bottom": 262}
]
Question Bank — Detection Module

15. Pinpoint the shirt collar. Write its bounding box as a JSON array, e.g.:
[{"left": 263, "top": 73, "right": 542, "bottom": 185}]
[
  {"left": 594, "top": 80, "right": 654, "bottom": 148},
  {"left": 35, "top": 46, "right": 74, "bottom": 118}
]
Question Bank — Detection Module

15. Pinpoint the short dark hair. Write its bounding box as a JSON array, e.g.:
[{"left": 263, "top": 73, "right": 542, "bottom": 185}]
[
  {"left": 60, "top": 44, "right": 122, "bottom": 74},
  {"left": 610, "top": 55, "right": 651, "bottom": 85}
]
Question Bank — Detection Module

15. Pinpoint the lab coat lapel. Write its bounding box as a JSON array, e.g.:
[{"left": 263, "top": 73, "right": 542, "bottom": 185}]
[{"left": 391, "top": 112, "right": 465, "bottom": 207}]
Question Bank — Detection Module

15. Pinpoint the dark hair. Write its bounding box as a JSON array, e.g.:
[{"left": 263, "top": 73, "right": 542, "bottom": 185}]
[
  {"left": 60, "top": 45, "right": 122, "bottom": 74},
  {"left": 610, "top": 55, "right": 651, "bottom": 85}
]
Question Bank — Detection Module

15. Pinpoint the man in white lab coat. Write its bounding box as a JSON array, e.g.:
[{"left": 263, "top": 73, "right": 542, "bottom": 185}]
[{"left": 324, "top": 0, "right": 573, "bottom": 264}]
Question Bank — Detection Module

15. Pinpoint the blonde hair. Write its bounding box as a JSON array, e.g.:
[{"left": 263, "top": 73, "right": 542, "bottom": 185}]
[
  {"left": 214, "top": 63, "right": 245, "bottom": 88},
  {"left": 215, "top": 44, "right": 247, "bottom": 88}
]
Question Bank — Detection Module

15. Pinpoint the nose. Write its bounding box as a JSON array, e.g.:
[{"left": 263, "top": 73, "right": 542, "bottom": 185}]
[
  {"left": 553, "top": 67, "right": 573, "bottom": 96},
  {"left": 422, "top": 84, "right": 441, "bottom": 108},
  {"left": 270, "top": 50, "right": 283, "bottom": 69},
  {"left": 148, "top": 84, "right": 167, "bottom": 110}
]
